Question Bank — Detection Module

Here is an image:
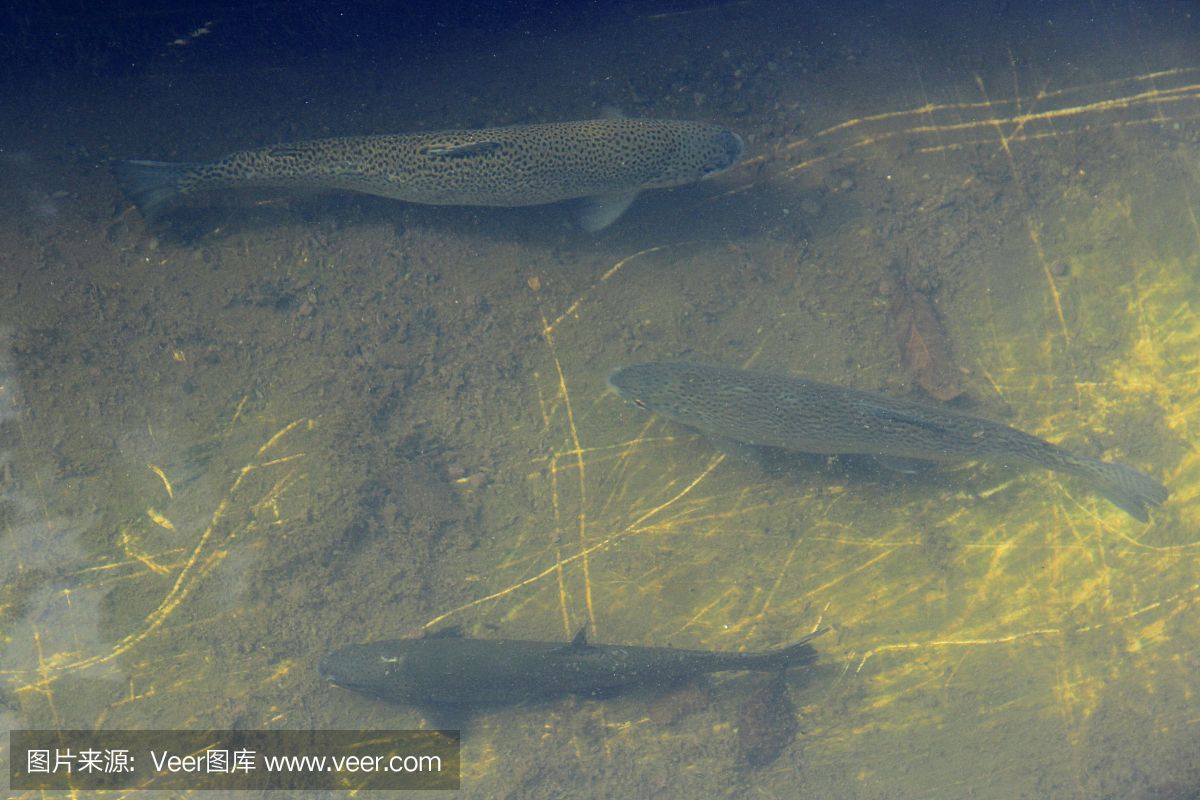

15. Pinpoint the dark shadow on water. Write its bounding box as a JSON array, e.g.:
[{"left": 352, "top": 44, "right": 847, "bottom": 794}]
[{"left": 122, "top": 183, "right": 766, "bottom": 248}]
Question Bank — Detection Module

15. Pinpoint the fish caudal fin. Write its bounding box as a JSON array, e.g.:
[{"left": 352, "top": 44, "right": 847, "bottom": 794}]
[
  {"left": 1072, "top": 458, "right": 1168, "bottom": 521},
  {"left": 111, "top": 159, "right": 196, "bottom": 216},
  {"left": 756, "top": 628, "right": 829, "bottom": 671}
]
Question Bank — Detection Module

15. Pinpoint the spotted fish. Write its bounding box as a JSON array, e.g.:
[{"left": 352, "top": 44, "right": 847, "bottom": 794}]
[
  {"left": 111, "top": 118, "right": 744, "bottom": 231},
  {"left": 608, "top": 361, "right": 1169, "bottom": 520}
]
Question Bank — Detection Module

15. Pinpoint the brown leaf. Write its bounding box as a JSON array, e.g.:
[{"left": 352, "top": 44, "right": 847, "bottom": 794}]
[
  {"left": 736, "top": 672, "right": 798, "bottom": 769},
  {"left": 887, "top": 265, "right": 963, "bottom": 401}
]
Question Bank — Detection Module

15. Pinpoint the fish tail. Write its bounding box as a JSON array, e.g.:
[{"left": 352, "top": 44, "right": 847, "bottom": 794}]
[
  {"left": 1068, "top": 457, "right": 1168, "bottom": 522},
  {"left": 111, "top": 159, "right": 198, "bottom": 216},
  {"left": 753, "top": 628, "right": 829, "bottom": 671}
]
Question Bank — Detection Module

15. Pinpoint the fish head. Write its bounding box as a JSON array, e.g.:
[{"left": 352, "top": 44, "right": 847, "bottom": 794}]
[
  {"left": 638, "top": 122, "right": 744, "bottom": 188},
  {"left": 607, "top": 362, "right": 710, "bottom": 425},
  {"left": 698, "top": 128, "right": 745, "bottom": 178},
  {"left": 319, "top": 641, "right": 413, "bottom": 701}
]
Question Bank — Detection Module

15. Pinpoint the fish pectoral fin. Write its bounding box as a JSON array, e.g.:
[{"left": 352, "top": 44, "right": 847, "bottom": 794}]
[
  {"left": 422, "top": 141, "right": 504, "bottom": 159},
  {"left": 111, "top": 160, "right": 196, "bottom": 217},
  {"left": 855, "top": 399, "right": 947, "bottom": 434},
  {"left": 705, "top": 434, "right": 772, "bottom": 466},
  {"left": 419, "top": 704, "right": 472, "bottom": 734},
  {"left": 577, "top": 190, "right": 641, "bottom": 232}
]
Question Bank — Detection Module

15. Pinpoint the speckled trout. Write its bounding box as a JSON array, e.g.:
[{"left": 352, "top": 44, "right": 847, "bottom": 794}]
[
  {"left": 111, "top": 118, "right": 744, "bottom": 231},
  {"left": 608, "top": 361, "right": 1169, "bottom": 521},
  {"left": 320, "top": 626, "right": 824, "bottom": 709}
]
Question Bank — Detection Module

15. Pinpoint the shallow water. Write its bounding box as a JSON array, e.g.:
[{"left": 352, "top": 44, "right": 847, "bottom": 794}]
[{"left": 1, "top": 1, "right": 1199, "bottom": 797}]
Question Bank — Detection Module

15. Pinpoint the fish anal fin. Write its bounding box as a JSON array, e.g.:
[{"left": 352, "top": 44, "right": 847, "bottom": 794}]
[
  {"left": 578, "top": 190, "right": 640, "bottom": 232},
  {"left": 419, "top": 704, "right": 471, "bottom": 734}
]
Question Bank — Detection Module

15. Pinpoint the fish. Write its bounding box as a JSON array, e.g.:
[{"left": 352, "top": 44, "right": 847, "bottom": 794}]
[
  {"left": 111, "top": 117, "right": 744, "bottom": 231},
  {"left": 319, "top": 626, "right": 824, "bottom": 709},
  {"left": 607, "top": 361, "right": 1169, "bottom": 521}
]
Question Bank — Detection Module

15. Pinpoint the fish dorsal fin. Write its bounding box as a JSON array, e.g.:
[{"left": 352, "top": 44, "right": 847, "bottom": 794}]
[
  {"left": 421, "top": 141, "right": 503, "bottom": 159},
  {"left": 599, "top": 105, "right": 626, "bottom": 119},
  {"left": 578, "top": 190, "right": 640, "bottom": 232},
  {"left": 566, "top": 626, "right": 594, "bottom": 651}
]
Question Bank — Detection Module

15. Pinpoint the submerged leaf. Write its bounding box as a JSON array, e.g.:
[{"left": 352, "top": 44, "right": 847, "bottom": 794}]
[
  {"left": 887, "top": 262, "right": 963, "bottom": 401},
  {"left": 736, "top": 672, "right": 797, "bottom": 769}
]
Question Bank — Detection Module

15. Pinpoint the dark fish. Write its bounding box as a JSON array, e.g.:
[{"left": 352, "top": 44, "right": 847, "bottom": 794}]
[
  {"left": 319, "top": 627, "right": 823, "bottom": 709},
  {"left": 111, "top": 117, "right": 744, "bottom": 231},
  {"left": 607, "top": 361, "right": 1168, "bottom": 521}
]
